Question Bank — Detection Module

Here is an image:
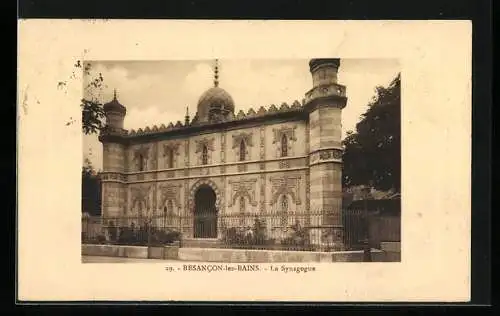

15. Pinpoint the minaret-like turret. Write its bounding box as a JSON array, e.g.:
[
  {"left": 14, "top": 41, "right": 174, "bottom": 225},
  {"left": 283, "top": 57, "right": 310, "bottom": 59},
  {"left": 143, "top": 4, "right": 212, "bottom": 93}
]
[
  {"left": 304, "top": 59, "right": 348, "bottom": 251},
  {"left": 98, "top": 89, "right": 127, "bottom": 226},
  {"left": 103, "top": 89, "right": 127, "bottom": 131}
]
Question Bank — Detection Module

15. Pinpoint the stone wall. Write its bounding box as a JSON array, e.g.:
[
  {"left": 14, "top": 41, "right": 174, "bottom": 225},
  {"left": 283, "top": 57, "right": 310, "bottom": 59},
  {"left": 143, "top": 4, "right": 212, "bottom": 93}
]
[{"left": 82, "top": 244, "right": 391, "bottom": 262}]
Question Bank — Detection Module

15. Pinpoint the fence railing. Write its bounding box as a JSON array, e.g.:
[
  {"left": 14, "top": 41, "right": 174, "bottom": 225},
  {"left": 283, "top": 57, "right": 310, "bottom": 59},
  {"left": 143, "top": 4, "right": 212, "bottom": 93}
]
[{"left": 82, "top": 208, "right": 400, "bottom": 252}]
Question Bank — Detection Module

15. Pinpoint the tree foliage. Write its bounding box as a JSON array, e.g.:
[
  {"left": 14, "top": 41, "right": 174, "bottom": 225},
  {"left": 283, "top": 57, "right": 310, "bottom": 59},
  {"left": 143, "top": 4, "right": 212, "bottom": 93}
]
[
  {"left": 82, "top": 158, "right": 101, "bottom": 215},
  {"left": 342, "top": 73, "right": 401, "bottom": 192},
  {"left": 79, "top": 61, "right": 107, "bottom": 135}
]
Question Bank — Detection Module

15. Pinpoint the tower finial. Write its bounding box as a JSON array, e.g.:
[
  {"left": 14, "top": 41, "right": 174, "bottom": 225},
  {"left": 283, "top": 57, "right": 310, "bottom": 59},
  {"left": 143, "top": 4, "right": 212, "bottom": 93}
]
[
  {"left": 185, "top": 106, "right": 190, "bottom": 125},
  {"left": 113, "top": 89, "right": 117, "bottom": 100},
  {"left": 214, "top": 59, "right": 219, "bottom": 87}
]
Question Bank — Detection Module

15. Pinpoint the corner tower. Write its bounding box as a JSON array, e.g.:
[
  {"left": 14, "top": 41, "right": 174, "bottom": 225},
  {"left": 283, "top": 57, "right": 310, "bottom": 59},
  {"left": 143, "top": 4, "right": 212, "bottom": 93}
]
[
  {"left": 98, "top": 90, "right": 128, "bottom": 219},
  {"left": 304, "top": 59, "right": 347, "bottom": 250}
]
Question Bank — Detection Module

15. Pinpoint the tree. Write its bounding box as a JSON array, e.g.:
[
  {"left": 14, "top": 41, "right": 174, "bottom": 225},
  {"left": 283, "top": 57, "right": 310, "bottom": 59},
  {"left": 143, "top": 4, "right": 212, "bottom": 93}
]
[
  {"left": 79, "top": 61, "right": 107, "bottom": 135},
  {"left": 342, "top": 73, "right": 401, "bottom": 192},
  {"left": 82, "top": 158, "right": 101, "bottom": 215}
]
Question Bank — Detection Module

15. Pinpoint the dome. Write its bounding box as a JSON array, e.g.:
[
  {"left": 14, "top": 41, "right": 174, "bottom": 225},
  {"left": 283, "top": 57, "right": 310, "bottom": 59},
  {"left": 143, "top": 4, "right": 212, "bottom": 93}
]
[
  {"left": 196, "top": 86, "right": 235, "bottom": 122},
  {"left": 103, "top": 92, "right": 126, "bottom": 115},
  {"left": 197, "top": 86, "right": 235, "bottom": 111}
]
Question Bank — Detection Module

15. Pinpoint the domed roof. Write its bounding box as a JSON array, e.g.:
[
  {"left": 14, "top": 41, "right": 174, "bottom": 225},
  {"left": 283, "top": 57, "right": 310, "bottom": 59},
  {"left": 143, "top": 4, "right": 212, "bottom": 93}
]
[
  {"left": 103, "top": 90, "right": 126, "bottom": 115},
  {"left": 197, "top": 86, "right": 235, "bottom": 111}
]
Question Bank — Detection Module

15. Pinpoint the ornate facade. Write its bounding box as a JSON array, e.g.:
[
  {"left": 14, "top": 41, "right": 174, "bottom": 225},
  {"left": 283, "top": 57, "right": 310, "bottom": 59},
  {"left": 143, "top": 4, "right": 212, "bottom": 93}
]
[{"left": 98, "top": 59, "right": 348, "bottom": 249}]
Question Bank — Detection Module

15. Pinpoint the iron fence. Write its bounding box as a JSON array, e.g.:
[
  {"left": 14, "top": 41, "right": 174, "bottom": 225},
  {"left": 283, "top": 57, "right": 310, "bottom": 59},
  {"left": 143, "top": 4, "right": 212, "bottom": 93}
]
[{"left": 82, "top": 208, "right": 400, "bottom": 252}]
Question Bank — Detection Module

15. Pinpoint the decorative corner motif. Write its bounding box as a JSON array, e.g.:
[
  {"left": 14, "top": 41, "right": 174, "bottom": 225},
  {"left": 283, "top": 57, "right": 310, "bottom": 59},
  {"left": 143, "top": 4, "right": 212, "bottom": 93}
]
[
  {"left": 232, "top": 132, "right": 254, "bottom": 149},
  {"left": 194, "top": 137, "right": 215, "bottom": 153},
  {"left": 163, "top": 142, "right": 181, "bottom": 156},
  {"left": 272, "top": 125, "right": 298, "bottom": 144},
  {"left": 159, "top": 184, "right": 181, "bottom": 208},
  {"left": 130, "top": 185, "right": 152, "bottom": 215},
  {"left": 133, "top": 145, "right": 150, "bottom": 170},
  {"left": 228, "top": 179, "right": 258, "bottom": 207},
  {"left": 269, "top": 175, "right": 302, "bottom": 205}
]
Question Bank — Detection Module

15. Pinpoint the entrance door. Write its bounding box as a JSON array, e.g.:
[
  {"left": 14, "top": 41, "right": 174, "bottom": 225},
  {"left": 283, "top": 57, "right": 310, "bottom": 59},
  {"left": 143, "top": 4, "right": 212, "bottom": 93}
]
[{"left": 193, "top": 185, "right": 218, "bottom": 238}]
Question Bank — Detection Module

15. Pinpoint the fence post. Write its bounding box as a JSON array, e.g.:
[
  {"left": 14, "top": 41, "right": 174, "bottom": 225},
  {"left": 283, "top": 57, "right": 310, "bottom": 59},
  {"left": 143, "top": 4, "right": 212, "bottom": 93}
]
[{"left": 363, "top": 238, "right": 372, "bottom": 262}]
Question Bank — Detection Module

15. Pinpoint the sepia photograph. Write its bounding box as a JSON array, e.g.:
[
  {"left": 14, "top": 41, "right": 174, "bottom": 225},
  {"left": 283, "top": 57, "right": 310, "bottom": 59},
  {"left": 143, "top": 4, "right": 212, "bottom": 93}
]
[
  {"left": 81, "top": 58, "right": 401, "bottom": 263},
  {"left": 18, "top": 19, "right": 472, "bottom": 302}
]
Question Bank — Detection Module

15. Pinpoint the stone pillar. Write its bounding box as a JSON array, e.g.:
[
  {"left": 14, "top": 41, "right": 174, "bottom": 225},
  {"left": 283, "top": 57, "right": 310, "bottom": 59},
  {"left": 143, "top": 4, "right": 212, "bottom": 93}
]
[{"left": 305, "top": 59, "right": 347, "bottom": 250}]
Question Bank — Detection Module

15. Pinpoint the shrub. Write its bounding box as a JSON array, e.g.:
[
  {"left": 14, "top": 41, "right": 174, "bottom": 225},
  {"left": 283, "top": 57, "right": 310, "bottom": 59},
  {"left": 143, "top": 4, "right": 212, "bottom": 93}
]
[
  {"left": 150, "top": 229, "right": 181, "bottom": 245},
  {"left": 281, "top": 221, "right": 309, "bottom": 247},
  {"left": 96, "top": 234, "right": 106, "bottom": 244},
  {"left": 117, "top": 227, "right": 136, "bottom": 244},
  {"left": 221, "top": 217, "right": 273, "bottom": 247}
]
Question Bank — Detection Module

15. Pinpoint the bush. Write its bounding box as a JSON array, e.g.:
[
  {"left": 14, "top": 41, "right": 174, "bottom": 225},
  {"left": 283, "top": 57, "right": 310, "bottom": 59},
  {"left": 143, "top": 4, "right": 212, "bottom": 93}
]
[
  {"left": 150, "top": 229, "right": 181, "bottom": 245},
  {"left": 115, "top": 226, "right": 181, "bottom": 246},
  {"left": 281, "top": 221, "right": 309, "bottom": 247},
  {"left": 117, "top": 227, "right": 136, "bottom": 244},
  {"left": 96, "top": 234, "right": 106, "bottom": 244},
  {"left": 222, "top": 217, "right": 273, "bottom": 247}
]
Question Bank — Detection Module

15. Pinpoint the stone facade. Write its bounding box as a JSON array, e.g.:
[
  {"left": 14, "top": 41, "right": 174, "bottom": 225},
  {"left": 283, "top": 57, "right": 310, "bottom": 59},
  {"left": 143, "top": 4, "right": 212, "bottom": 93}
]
[{"left": 98, "top": 59, "right": 348, "bottom": 249}]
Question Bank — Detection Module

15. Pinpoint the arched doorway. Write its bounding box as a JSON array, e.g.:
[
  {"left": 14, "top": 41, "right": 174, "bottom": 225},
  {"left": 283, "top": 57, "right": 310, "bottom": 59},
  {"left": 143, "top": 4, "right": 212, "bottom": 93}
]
[{"left": 193, "top": 185, "right": 218, "bottom": 238}]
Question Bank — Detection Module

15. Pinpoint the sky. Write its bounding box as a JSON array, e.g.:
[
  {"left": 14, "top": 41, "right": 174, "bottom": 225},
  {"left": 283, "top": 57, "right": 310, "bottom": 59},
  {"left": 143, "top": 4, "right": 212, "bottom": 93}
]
[{"left": 83, "top": 59, "right": 399, "bottom": 171}]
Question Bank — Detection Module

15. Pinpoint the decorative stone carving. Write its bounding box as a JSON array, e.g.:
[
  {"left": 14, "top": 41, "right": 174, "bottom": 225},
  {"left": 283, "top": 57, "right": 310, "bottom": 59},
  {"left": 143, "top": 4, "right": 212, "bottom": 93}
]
[
  {"left": 310, "top": 148, "right": 343, "bottom": 164},
  {"left": 273, "top": 125, "right": 298, "bottom": 144},
  {"left": 159, "top": 184, "right": 182, "bottom": 208},
  {"left": 163, "top": 142, "right": 181, "bottom": 156},
  {"left": 273, "top": 125, "right": 298, "bottom": 158},
  {"left": 232, "top": 132, "right": 253, "bottom": 149},
  {"left": 195, "top": 136, "right": 215, "bottom": 165},
  {"left": 184, "top": 139, "right": 190, "bottom": 176},
  {"left": 220, "top": 131, "right": 226, "bottom": 174},
  {"left": 259, "top": 126, "right": 265, "bottom": 170},
  {"left": 130, "top": 185, "right": 152, "bottom": 215},
  {"left": 133, "top": 145, "right": 150, "bottom": 171},
  {"left": 194, "top": 137, "right": 215, "bottom": 153},
  {"left": 163, "top": 142, "right": 181, "bottom": 169},
  {"left": 228, "top": 179, "right": 258, "bottom": 207},
  {"left": 279, "top": 160, "right": 290, "bottom": 169},
  {"left": 269, "top": 175, "right": 302, "bottom": 205},
  {"left": 305, "top": 123, "right": 311, "bottom": 215},
  {"left": 259, "top": 174, "right": 266, "bottom": 213}
]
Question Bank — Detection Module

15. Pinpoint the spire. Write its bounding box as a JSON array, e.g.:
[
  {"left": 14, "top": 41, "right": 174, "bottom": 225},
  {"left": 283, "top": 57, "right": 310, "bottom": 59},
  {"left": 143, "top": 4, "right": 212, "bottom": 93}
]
[
  {"left": 113, "top": 89, "right": 118, "bottom": 100},
  {"left": 184, "top": 106, "right": 190, "bottom": 125},
  {"left": 214, "top": 59, "right": 219, "bottom": 87}
]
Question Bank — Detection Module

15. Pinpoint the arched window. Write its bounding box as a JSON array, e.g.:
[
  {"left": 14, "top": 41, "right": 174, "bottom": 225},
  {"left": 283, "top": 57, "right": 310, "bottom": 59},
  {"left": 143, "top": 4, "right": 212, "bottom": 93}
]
[
  {"left": 281, "top": 134, "right": 288, "bottom": 157},
  {"left": 202, "top": 145, "right": 208, "bottom": 165},
  {"left": 240, "top": 196, "right": 246, "bottom": 213},
  {"left": 167, "top": 200, "right": 174, "bottom": 225},
  {"left": 167, "top": 148, "right": 174, "bottom": 169},
  {"left": 138, "top": 154, "right": 144, "bottom": 171},
  {"left": 162, "top": 206, "right": 167, "bottom": 229},
  {"left": 239, "top": 140, "right": 246, "bottom": 161},
  {"left": 239, "top": 196, "right": 246, "bottom": 226},
  {"left": 280, "top": 194, "right": 288, "bottom": 226}
]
